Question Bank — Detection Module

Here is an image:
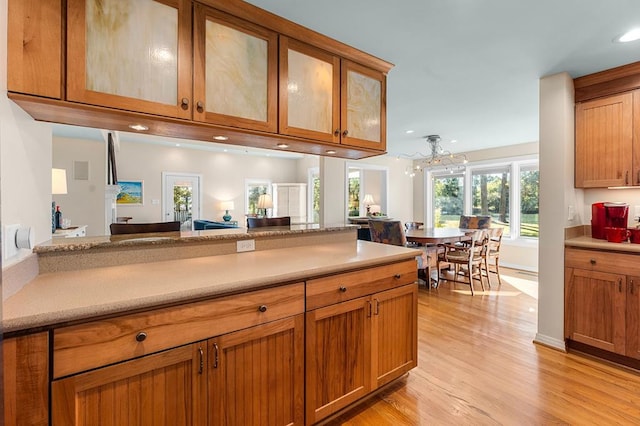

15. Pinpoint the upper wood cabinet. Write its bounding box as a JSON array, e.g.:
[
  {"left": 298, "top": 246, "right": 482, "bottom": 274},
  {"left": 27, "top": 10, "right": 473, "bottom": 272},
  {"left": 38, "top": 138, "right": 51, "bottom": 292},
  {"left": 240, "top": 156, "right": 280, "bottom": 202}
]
[
  {"left": 7, "top": 0, "right": 62, "bottom": 99},
  {"left": 66, "top": 0, "right": 193, "bottom": 119},
  {"left": 193, "top": 4, "right": 278, "bottom": 133},
  {"left": 575, "top": 92, "right": 634, "bottom": 188}
]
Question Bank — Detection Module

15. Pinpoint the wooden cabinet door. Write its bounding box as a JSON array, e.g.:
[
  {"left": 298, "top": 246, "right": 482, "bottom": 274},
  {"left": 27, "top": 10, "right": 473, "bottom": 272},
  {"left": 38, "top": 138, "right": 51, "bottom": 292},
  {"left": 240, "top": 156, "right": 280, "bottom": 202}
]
[
  {"left": 7, "top": 0, "right": 62, "bottom": 98},
  {"left": 279, "top": 37, "right": 340, "bottom": 144},
  {"left": 66, "top": 0, "right": 193, "bottom": 119},
  {"left": 575, "top": 92, "right": 633, "bottom": 188},
  {"left": 305, "top": 297, "right": 372, "bottom": 425},
  {"left": 565, "top": 269, "right": 626, "bottom": 354},
  {"left": 371, "top": 284, "right": 418, "bottom": 388},
  {"left": 626, "top": 275, "right": 640, "bottom": 359},
  {"left": 341, "top": 60, "right": 387, "bottom": 151},
  {"left": 51, "top": 343, "right": 206, "bottom": 426},
  {"left": 208, "top": 315, "right": 304, "bottom": 426},
  {"left": 3, "top": 333, "right": 49, "bottom": 426},
  {"left": 193, "top": 4, "right": 278, "bottom": 133}
]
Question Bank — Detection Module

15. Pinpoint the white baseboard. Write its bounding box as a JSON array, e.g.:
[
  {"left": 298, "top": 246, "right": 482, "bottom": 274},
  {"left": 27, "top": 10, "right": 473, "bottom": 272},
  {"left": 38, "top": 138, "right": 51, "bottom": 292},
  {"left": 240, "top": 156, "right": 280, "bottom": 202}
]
[
  {"left": 533, "top": 333, "right": 566, "bottom": 352},
  {"left": 501, "top": 261, "right": 538, "bottom": 273}
]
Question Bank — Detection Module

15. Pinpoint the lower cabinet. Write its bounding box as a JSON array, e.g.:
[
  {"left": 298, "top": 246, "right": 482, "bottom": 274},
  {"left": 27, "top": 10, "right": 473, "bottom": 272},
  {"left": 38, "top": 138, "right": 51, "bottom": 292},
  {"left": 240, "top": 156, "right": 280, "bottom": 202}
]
[
  {"left": 52, "top": 343, "right": 207, "bottom": 425},
  {"left": 305, "top": 283, "right": 417, "bottom": 425}
]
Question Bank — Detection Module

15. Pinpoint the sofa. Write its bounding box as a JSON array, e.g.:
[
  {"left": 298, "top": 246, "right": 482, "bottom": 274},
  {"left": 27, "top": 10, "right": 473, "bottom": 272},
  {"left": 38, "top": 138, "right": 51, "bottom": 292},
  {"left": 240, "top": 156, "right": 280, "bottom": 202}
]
[{"left": 193, "top": 220, "right": 239, "bottom": 230}]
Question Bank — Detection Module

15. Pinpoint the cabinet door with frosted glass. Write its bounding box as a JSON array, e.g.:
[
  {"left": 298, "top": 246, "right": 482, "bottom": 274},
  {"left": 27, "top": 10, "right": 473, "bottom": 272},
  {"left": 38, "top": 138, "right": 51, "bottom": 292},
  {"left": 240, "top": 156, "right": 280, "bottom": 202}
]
[
  {"left": 279, "top": 37, "right": 340, "bottom": 144},
  {"left": 66, "top": 0, "right": 192, "bottom": 119},
  {"left": 193, "top": 5, "right": 278, "bottom": 133},
  {"left": 341, "top": 60, "right": 387, "bottom": 151}
]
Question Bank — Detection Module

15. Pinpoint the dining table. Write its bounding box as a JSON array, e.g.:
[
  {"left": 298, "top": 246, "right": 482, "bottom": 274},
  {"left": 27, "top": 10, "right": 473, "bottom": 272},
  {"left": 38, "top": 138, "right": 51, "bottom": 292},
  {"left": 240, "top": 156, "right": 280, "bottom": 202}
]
[{"left": 405, "top": 227, "right": 473, "bottom": 245}]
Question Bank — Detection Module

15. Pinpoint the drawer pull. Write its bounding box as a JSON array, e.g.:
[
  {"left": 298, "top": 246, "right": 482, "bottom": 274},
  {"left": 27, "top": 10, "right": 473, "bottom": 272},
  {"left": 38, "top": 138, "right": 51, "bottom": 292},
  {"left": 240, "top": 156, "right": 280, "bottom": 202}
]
[
  {"left": 198, "top": 347, "right": 204, "bottom": 375},
  {"left": 258, "top": 305, "right": 268, "bottom": 313},
  {"left": 135, "top": 332, "right": 147, "bottom": 342},
  {"left": 339, "top": 286, "right": 347, "bottom": 293},
  {"left": 590, "top": 259, "right": 596, "bottom": 265},
  {"left": 213, "top": 343, "right": 219, "bottom": 369},
  {"left": 394, "top": 274, "right": 402, "bottom": 279}
]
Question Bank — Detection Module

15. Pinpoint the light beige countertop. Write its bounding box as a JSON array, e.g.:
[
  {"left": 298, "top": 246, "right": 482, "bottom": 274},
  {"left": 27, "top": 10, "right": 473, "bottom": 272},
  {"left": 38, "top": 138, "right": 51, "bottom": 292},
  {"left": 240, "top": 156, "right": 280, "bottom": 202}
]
[
  {"left": 3, "top": 240, "right": 419, "bottom": 334},
  {"left": 565, "top": 225, "right": 640, "bottom": 253}
]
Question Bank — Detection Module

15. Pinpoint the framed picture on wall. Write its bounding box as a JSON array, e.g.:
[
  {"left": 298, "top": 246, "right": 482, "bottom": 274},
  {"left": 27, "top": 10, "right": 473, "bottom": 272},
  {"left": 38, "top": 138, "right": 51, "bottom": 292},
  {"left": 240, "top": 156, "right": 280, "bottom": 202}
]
[{"left": 116, "top": 180, "right": 144, "bottom": 205}]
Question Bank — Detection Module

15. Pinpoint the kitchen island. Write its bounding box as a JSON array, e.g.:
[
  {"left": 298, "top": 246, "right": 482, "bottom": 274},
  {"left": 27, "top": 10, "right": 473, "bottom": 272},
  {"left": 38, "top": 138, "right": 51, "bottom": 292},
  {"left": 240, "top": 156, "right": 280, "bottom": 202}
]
[{"left": 4, "top": 225, "right": 420, "bottom": 426}]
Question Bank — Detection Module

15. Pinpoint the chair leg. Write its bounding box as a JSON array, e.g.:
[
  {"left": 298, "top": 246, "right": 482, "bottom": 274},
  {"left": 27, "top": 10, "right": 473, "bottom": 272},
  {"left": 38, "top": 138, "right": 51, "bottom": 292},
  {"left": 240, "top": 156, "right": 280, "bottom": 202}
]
[
  {"left": 483, "top": 257, "right": 491, "bottom": 288},
  {"left": 495, "top": 258, "right": 502, "bottom": 285}
]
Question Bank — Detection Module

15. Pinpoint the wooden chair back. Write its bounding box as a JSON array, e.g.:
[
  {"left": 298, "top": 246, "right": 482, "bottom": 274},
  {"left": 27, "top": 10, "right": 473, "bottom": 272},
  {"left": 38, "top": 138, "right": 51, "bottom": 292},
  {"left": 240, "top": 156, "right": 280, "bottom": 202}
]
[
  {"left": 368, "top": 220, "right": 407, "bottom": 246},
  {"left": 458, "top": 215, "right": 492, "bottom": 229},
  {"left": 246, "top": 216, "right": 291, "bottom": 228},
  {"left": 109, "top": 221, "right": 181, "bottom": 235}
]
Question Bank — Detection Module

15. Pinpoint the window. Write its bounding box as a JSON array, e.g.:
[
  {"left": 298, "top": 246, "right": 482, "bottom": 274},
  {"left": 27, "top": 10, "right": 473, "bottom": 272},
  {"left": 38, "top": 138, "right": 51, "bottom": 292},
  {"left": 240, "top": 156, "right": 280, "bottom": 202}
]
[
  {"left": 471, "top": 167, "right": 510, "bottom": 235},
  {"left": 432, "top": 174, "right": 464, "bottom": 228},
  {"left": 308, "top": 167, "right": 320, "bottom": 223},
  {"left": 245, "top": 179, "right": 271, "bottom": 215},
  {"left": 520, "top": 165, "right": 539, "bottom": 238},
  {"left": 348, "top": 170, "right": 361, "bottom": 217}
]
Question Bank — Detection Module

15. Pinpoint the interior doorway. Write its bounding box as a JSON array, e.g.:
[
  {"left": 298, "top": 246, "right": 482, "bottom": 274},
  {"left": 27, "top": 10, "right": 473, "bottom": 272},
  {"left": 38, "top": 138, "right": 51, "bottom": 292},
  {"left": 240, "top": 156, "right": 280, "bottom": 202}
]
[{"left": 162, "top": 172, "right": 202, "bottom": 231}]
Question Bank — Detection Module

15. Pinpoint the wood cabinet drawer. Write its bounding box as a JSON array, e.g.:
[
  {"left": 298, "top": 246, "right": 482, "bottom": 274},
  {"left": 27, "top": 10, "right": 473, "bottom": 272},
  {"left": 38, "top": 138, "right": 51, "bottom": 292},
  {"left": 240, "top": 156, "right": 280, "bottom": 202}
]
[
  {"left": 306, "top": 260, "right": 416, "bottom": 310},
  {"left": 53, "top": 282, "right": 304, "bottom": 378},
  {"left": 565, "top": 248, "right": 640, "bottom": 275}
]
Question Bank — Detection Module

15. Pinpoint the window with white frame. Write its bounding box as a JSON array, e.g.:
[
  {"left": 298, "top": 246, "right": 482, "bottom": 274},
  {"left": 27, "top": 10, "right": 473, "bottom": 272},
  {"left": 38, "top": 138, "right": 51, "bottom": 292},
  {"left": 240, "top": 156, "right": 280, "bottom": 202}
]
[
  {"left": 428, "top": 158, "right": 538, "bottom": 239},
  {"left": 245, "top": 179, "right": 271, "bottom": 216}
]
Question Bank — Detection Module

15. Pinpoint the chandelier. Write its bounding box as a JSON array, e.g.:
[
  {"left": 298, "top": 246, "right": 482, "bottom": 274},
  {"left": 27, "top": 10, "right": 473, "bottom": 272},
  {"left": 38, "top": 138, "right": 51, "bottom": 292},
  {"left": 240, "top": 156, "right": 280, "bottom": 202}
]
[{"left": 404, "top": 135, "right": 468, "bottom": 177}]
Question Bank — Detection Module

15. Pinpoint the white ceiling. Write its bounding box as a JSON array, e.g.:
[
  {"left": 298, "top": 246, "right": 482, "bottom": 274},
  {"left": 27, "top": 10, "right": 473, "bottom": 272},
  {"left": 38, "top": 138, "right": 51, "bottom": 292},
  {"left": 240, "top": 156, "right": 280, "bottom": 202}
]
[
  {"left": 246, "top": 0, "right": 640, "bottom": 156},
  {"left": 54, "top": 0, "right": 640, "bottom": 159}
]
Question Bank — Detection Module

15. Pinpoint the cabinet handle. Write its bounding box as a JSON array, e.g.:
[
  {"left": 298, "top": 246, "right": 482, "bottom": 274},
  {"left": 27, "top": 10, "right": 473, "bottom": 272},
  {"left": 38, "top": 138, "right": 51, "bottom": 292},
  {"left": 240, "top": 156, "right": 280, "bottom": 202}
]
[
  {"left": 626, "top": 171, "right": 630, "bottom": 185},
  {"left": 394, "top": 274, "right": 401, "bottom": 279},
  {"left": 196, "top": 101, "right": 204, "bottom": 113},
  {"left": 367, "top": 300, "right": 372, "bottom": 318},
  {"left": 637, "top": 171, "right": 640, "bottom": 185},
  {"left": 258, "top": 305, "right": 267, "bottom": 313},
  {"left": 590, "top": 259, "right": 596, "bottom": 265},
  {"left": 135, "top": 332, "right": 147, "bottom": 342},
  {"left": 631, "top": 279, "right": 635, "bottom": 295},
  {"left": 180, "top": 97, "right": 189, "bottom": 110},
  {"left": 198, "top": 347, "right": 204, "bottom": 374},
  {"left": 334, "top": 129, "right": 340, "bottom": 137},
  {"left": 374, "top": 298, "right": 380, "bottom": 315},
  {"left": 213, "top": 343, "right": 219, "bottom": 369},
  {"left": 342, "top": 130, "right": 349, "bottom": 137},
  {"left": 619, "top": 278, "right": 623, "bottom": 292},
  {"left": 339, "top": 286, "right": 347, "bottom": 293}
]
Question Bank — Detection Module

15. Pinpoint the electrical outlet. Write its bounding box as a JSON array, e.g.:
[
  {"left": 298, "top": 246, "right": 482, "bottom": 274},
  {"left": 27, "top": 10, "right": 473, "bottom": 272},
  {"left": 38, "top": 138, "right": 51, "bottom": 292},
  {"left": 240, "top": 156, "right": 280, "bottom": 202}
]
[
  {"left": 236, "top": 239, "right": 255, "bottom": 252},
  {"left": 3, "top": 224, "right": 20, "bottom": 260}
]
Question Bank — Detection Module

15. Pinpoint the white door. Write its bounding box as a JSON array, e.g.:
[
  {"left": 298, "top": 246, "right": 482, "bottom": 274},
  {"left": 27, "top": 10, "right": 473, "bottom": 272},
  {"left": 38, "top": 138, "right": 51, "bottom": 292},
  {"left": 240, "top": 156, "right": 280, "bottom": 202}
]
[{"left": 162, "top": 172, "right": 202, "bottom": 231}]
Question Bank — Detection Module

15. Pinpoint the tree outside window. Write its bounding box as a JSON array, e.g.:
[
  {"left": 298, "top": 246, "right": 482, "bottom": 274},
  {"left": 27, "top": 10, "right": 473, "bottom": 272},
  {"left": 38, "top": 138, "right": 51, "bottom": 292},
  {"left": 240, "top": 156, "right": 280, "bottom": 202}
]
[
  {"left": 472, "top": 167, "right": 510, "bottom": 235},
  {"left": 433, "top": 174, "right": 464, "bottom": 228},
  {"left": 520, "top": 167, "right": 539, "bottom": 238},
  {"left": 348, "top": 171, "right": 360, "bottom": 217},
  {"left": 246, "top": 181, "right": 270, "bottom": 215}
]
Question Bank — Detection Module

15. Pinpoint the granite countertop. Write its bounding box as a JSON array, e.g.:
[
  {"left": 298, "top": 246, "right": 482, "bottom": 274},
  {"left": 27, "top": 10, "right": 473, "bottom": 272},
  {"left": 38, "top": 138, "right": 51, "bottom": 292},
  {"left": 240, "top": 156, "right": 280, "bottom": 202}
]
[
  {"left": 34, "top": 224, "right": 357, "bottom": 253},
  {"left": 565, "top": 235, "right": 640, "bottom": 253},
  {"left": 3, "top": 240, "right": 418, "bottom": 333}
]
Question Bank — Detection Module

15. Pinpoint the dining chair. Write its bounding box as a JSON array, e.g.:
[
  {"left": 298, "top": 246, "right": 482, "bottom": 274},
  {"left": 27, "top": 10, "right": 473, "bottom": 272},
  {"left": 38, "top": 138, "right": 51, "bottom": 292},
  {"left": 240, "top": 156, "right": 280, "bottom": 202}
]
[
  {"left": 246, "top": 216, "right": 291, "bottom": 228},
  {"left": 484, "top": 227, "right": 504, "bottom": 286},
  {"left": 437, "top": 229, "right": 488, "bottom": 295},
  {"left": 458, "top": 215, "right": 492, "bottom": 229},
  {"left": 109, "top": 221, "right": 181, "bottom": 235}
]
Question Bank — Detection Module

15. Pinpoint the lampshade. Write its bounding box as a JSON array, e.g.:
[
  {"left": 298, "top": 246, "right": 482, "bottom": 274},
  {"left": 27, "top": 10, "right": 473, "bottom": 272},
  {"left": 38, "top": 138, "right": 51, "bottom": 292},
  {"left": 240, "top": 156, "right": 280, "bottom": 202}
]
[
  {"left": 363, "top": 194, "right": 375, "bottom": 205},
  {"left": 52, "top": 168, "right": 68, "bottom": 195},
  {"left": 369, "top": 204, "right": 381, "bottom": 214},
  {"left": 257, "top": 194, "right": 273, "bottom": 209},
  {"left": 220, "top": 201, "right": 235, "bottom": 211}
]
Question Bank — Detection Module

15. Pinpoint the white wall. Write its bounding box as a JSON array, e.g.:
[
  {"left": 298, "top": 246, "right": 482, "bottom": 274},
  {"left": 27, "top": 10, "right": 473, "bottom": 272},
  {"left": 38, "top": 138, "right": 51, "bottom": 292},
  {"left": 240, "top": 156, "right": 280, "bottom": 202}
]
[
  {"left": 582, "top": 189, "right": 640, "bottom": 228},
  {"left": 1, "top": 0, "right": 54, "bottom": 268},
  {"left": 537, "top": 72, "right": 580, "bottom": 350}
]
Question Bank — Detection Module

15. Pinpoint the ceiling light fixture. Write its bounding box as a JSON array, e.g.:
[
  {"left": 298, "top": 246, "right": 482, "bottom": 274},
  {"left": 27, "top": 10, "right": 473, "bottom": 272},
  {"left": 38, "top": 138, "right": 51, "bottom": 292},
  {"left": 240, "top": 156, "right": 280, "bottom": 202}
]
[
  {"left": 402, "top": 134, "right": 468, "bottom": 177},
  {"left": 405, "top": 130, "right": 414, "bottom": 134},
  {"left": 128, "top": 124, "right": 148, "bottom": 131},
  {"left": 615, "top": 28, "right": 640, "bottom": 43}
]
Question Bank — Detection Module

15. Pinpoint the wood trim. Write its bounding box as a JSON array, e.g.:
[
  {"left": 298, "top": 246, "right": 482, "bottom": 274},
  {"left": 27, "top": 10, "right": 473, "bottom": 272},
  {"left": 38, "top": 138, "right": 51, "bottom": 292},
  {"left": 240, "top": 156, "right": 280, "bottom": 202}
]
[
  {"left": 9, "top": 93, "right": 383, "bottom": 159},
  {"left": 574, "top": 60, "right": 640, "bottom": 102},
  {"left": 196, "top": 0, "right": 394, "bottom": 73},
  {"left": 3, "top": 333, "right": 49, "bottom": 426}
]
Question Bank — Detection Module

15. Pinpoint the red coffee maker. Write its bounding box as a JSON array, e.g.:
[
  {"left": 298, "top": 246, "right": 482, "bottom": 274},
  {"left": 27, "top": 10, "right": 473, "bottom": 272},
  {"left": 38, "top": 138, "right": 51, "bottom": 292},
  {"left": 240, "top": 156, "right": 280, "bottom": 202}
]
[
  {"left": 591, "top": 202, "right": 606, "bottom": 239},
  {"left": 592, "top": 202, "right": 630, "bottom": 239}
]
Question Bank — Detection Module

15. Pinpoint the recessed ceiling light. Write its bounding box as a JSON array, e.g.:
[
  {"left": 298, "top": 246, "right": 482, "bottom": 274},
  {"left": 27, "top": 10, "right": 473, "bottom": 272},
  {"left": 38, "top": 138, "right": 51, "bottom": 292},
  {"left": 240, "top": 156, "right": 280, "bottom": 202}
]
[
  {"left": 405, "top": 130, "right": 414, "bottom": 134},
  {"left": 615, "top": 28, "right": 640, "bottom": 43},
  {"left": 213, "top": 135, "right": 229, "bottom": 141},
  {"left": 277, "top": 143, "right": 289, "bottom": 148},
  {"left": 450, "top": 139, "right": 457, "bottom": 143},
  {"left": 176, "top": 143, "right": 181, "bottom": 147},
  {"left": 326, "top": 150, "right": 337, "bottom": 155},
  {"left": 128, "top": 124, "right": 148, "bottom": 131}
]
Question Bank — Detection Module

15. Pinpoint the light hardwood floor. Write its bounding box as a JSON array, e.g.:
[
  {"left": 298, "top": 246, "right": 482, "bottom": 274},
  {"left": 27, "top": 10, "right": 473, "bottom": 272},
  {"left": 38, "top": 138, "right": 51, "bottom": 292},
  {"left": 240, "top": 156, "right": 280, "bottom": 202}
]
[{"left": 327, "top": 268, "right": 640, "bottom": 425}]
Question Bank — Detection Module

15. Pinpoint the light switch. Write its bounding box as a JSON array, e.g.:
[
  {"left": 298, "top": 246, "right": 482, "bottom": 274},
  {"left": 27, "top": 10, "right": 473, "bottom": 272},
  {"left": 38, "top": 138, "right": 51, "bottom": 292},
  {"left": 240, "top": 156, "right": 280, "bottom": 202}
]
[{"left": 3, "top": 224, "right": 20, "bottom": 260}]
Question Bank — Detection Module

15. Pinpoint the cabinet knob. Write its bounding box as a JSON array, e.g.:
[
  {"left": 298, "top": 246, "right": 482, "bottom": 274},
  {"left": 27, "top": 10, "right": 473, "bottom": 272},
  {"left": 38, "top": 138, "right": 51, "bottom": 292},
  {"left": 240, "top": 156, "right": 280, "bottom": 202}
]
[
  {"left": 258, "top": 305, "right": 267, "bottom": 313},
  {"left": 590, "top": 259, "right": 596, "bottom": 265},
  {"left": 196, "top": 101, "right": 204, "bottom": 113},
  {"left": 342, "top": 130, "right": 349, "bottom": 137},
  {"left": 334, "top": 129, "right": 340, "bottom": 137},
  {"left": 339, "top": 286, "right": 347, "bottom": 293},
  {"left": 394, "top": 274, "right": 401, "bottom": 279},
  {"left": 626, "top": 170, "right": 630, "bottom": 185},
  {"left": 180, "top": 97, "right": 189, "bottom": 110},
  {"left": 135, "top": 332, "right": 147, "bottom": 342}
]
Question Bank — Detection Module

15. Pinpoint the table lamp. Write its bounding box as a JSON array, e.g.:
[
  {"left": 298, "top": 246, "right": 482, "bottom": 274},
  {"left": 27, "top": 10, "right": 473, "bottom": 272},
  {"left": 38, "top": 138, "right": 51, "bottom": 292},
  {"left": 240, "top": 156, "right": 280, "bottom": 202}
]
[
  {"left": 220, "top": 201, "right": 235, "bottom": 222},
  {"left": 363, "top": 194, "right": 375, "bottom": 215},
  {"left": 257, "top": 194, "right": 273, "bottom": 217},
  {"left": 52, "top": 168, "right": 68, "bottom": 232}
]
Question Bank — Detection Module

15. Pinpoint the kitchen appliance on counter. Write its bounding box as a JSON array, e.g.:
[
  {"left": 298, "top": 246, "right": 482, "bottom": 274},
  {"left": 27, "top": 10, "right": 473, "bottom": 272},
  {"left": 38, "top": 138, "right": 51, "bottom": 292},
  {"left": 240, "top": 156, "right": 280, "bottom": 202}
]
[{"left": 592, "top": 202, "right": 629, "bottom": 239}]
